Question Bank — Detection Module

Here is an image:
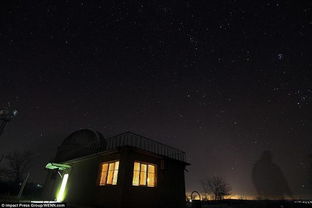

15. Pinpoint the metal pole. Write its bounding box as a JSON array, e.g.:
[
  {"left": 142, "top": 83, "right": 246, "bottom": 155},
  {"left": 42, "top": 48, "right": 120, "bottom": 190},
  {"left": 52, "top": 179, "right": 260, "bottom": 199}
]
[{"left": 18, "top": 172, "right": 30, "bottom": 198}]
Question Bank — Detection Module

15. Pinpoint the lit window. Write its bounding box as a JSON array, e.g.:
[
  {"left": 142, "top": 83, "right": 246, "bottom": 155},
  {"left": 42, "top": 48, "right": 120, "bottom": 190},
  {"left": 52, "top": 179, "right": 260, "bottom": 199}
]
[
  {"left": 99, "top": 161, "right": 119, "bottom": 185},
  {"left": 132, "top": 161, "right": 156, "bottom": 187}
]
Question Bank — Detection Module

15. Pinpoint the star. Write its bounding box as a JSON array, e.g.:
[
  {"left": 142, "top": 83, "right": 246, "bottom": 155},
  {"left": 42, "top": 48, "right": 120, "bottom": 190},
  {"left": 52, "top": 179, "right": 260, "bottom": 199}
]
[{"left": 277, "top": 53, "right": 284, "bottom": 61}]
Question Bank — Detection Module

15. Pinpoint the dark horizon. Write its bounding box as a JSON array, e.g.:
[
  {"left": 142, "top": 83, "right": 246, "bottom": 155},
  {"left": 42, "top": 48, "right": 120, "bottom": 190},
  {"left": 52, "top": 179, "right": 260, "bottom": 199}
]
[{"left": 1, "top": 0, "right": 312, "bottom": 199}]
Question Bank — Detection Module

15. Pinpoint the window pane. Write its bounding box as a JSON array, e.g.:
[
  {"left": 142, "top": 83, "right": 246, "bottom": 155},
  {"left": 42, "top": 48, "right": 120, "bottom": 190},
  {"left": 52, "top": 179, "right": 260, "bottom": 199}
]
[
  {"left": 147, "top": 164, "right": 156, "bottom": 187},
  {"left": 112, "top": 161, "right": 119, "bottom": 185},
  {"left": 114, "top": 161, "right": 119, "bottom": 170},
  {"left": 99, "top": 163, "right": 108, "bottom": 185},
  {"left": 132, "top": 171, "right": 140, "bottom": 186},
  {"left": 148, "top": 164, "right": 155, "bottom": 173},
  {"left": 106, "top": 162, "right": 115, "bottom": 184},
  {"left": 132, "top": 162, "right": 140, "bottom": 186},
  {"left": 132, "top": 162, "right": 157, "bottom": 187},
  {"left": 147, "top": 172, "right": 155, "bottom": 187},
  {"left": 133, "top": 162, "right": 140, "bottom": 171},
  {"left": 139, "top": 164, "right": 147, "bottom": 186}
]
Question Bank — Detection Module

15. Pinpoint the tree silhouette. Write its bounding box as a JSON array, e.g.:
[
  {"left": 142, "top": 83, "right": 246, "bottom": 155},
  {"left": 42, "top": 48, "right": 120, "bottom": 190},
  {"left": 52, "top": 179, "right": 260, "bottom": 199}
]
[
  {"left": 4, "top": 151, "right": 34, "bottom": 183},
  {"left": 0, "top": 154, "right": 4, "bottom": 163},
  {"left": 0, "top": 154, "right": 7, "bottom": 180},
  {"left": 201, "top": 176, "right": 231, "bottom": 200}
]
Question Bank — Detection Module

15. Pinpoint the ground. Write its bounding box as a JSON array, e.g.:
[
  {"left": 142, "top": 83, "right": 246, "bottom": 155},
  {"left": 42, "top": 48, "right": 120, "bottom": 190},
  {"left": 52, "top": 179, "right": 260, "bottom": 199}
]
[{"left": 187, "top": 200, "right": 312, "bottom": 208}]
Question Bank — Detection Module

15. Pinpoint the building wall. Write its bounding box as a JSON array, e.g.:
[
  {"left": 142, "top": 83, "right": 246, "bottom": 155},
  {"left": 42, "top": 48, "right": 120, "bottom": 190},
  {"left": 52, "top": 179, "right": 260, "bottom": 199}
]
[
  {"left": 43, "top": 147, "right": 186, "bottom": 208},
  {"left": 65, "top": 152, "right": 122, "bottom": 207},
  {"left": 120, "top": 147, "right": 186, "bottom": 208}
]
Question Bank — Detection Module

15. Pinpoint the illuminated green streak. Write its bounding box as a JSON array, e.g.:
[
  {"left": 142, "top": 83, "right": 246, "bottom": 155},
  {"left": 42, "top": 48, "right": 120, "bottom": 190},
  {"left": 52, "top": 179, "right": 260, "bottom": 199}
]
[
  {"left": 56, "top": 173, "right": 69, "bottom": 202},
  {"left": 45, "top": 163, "right": 71, "bottom": 170}
]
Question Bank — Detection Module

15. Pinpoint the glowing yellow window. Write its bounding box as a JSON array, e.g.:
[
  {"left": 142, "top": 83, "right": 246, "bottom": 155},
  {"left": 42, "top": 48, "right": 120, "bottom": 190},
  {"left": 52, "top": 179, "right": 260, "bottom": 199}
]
[
  {"left": 132, "top": 161, "right": 156, "bottom": 187},
  {"left": 132, "top": 162, "right": 140, "bottom": 186},
  {"left": 147, "top": 164, "right": 156, "bottom": 187},
  {"left": 99, "top": 161, "right": 119, "bottom": 185}
]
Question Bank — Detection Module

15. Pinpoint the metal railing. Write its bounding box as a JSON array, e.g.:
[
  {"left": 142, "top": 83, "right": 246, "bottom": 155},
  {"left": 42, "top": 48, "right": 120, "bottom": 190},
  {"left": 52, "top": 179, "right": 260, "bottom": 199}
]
[
  {"left": 106, "top": 132, "right": 186, "bottom": 162},
  {"left": 56, "top": 132, "right": 186, "bottom": 163}
]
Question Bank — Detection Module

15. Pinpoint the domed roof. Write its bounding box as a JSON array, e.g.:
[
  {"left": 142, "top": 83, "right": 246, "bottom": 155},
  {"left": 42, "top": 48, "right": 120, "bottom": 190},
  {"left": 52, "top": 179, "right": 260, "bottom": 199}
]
[
  {"left": 54, "top": 129, "right": 107, "bottom": 162},
  {"left": 61, "top": 129, "right": 104, "bottom": 146}
]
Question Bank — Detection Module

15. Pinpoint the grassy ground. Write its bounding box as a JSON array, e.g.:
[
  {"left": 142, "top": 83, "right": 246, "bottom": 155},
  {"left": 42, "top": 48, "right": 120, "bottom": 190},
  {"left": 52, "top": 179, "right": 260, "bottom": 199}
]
[{"left": 187, "top": 199, "right": 312, "bottom": 208}]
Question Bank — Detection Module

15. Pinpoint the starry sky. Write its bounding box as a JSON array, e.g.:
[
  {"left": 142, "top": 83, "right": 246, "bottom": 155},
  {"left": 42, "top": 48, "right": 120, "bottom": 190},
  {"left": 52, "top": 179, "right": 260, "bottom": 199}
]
[{"left": 1, "top": 0, "right": 312, "bottom": 198}]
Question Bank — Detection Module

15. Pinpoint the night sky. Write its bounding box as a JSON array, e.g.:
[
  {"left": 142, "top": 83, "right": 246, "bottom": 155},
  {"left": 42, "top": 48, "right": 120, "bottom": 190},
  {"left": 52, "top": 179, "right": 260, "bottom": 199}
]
[{"left": 1, "top": 0, "right": 312, "bottom": 198}]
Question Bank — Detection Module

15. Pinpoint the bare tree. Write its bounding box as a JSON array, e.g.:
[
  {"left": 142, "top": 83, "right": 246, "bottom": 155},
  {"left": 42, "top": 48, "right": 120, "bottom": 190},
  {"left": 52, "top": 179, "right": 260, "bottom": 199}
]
[
  {"left": 201, "top": 176, "right": 231, "bottom": 200},
  {"left": 0, "top": 154, "right": 4, "bottom": 163},
  {"left": 4, "top": 151, "right": 34, "bottom": 183},
  {"left": 0, "top": 154, "right": 7, "bottom": 180}
]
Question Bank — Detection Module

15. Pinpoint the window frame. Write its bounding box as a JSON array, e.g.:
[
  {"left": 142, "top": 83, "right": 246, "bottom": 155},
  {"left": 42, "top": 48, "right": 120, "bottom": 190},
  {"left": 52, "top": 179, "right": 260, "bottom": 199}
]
[
  {"left": 132, "top": 161, "right": 157, "bottom": 188},
  {"left": 98, "top": 160, "right": 120, "bottom": 186}
]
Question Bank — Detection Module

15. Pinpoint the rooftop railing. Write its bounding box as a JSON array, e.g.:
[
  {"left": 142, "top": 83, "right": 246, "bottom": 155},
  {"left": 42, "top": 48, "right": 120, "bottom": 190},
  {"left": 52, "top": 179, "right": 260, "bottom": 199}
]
[
  {"left": 56, "top": 132, "right": 186, "bottom": 163},
  {"left": 106, "top": 132, "right": 186, "bottom": 162}
]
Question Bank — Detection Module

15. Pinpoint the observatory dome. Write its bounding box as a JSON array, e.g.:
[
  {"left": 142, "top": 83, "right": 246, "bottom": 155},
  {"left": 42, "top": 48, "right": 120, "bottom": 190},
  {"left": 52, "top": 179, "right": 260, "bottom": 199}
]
[
  {"left": 62, "top": 129, "right": 104, "bottom": 146},
  {"left": 55, "top": 129, "right": 106, "bottom": 162}
]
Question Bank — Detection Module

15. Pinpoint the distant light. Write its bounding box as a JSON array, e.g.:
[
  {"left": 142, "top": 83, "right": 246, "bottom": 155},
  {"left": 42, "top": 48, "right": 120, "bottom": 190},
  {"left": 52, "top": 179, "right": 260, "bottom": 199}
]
[
  {"left": 13, "top": 110, "right": 18, "bottom": 116},
  {"left": 277, "top": 53, "right": 284, "bottom": 60}
]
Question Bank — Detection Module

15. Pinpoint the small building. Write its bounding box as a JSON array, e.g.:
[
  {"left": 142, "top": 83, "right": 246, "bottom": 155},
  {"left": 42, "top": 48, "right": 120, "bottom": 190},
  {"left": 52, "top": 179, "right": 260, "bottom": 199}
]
[{"left": 43, "top": 129, "right": 189, "bottom": 208}]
